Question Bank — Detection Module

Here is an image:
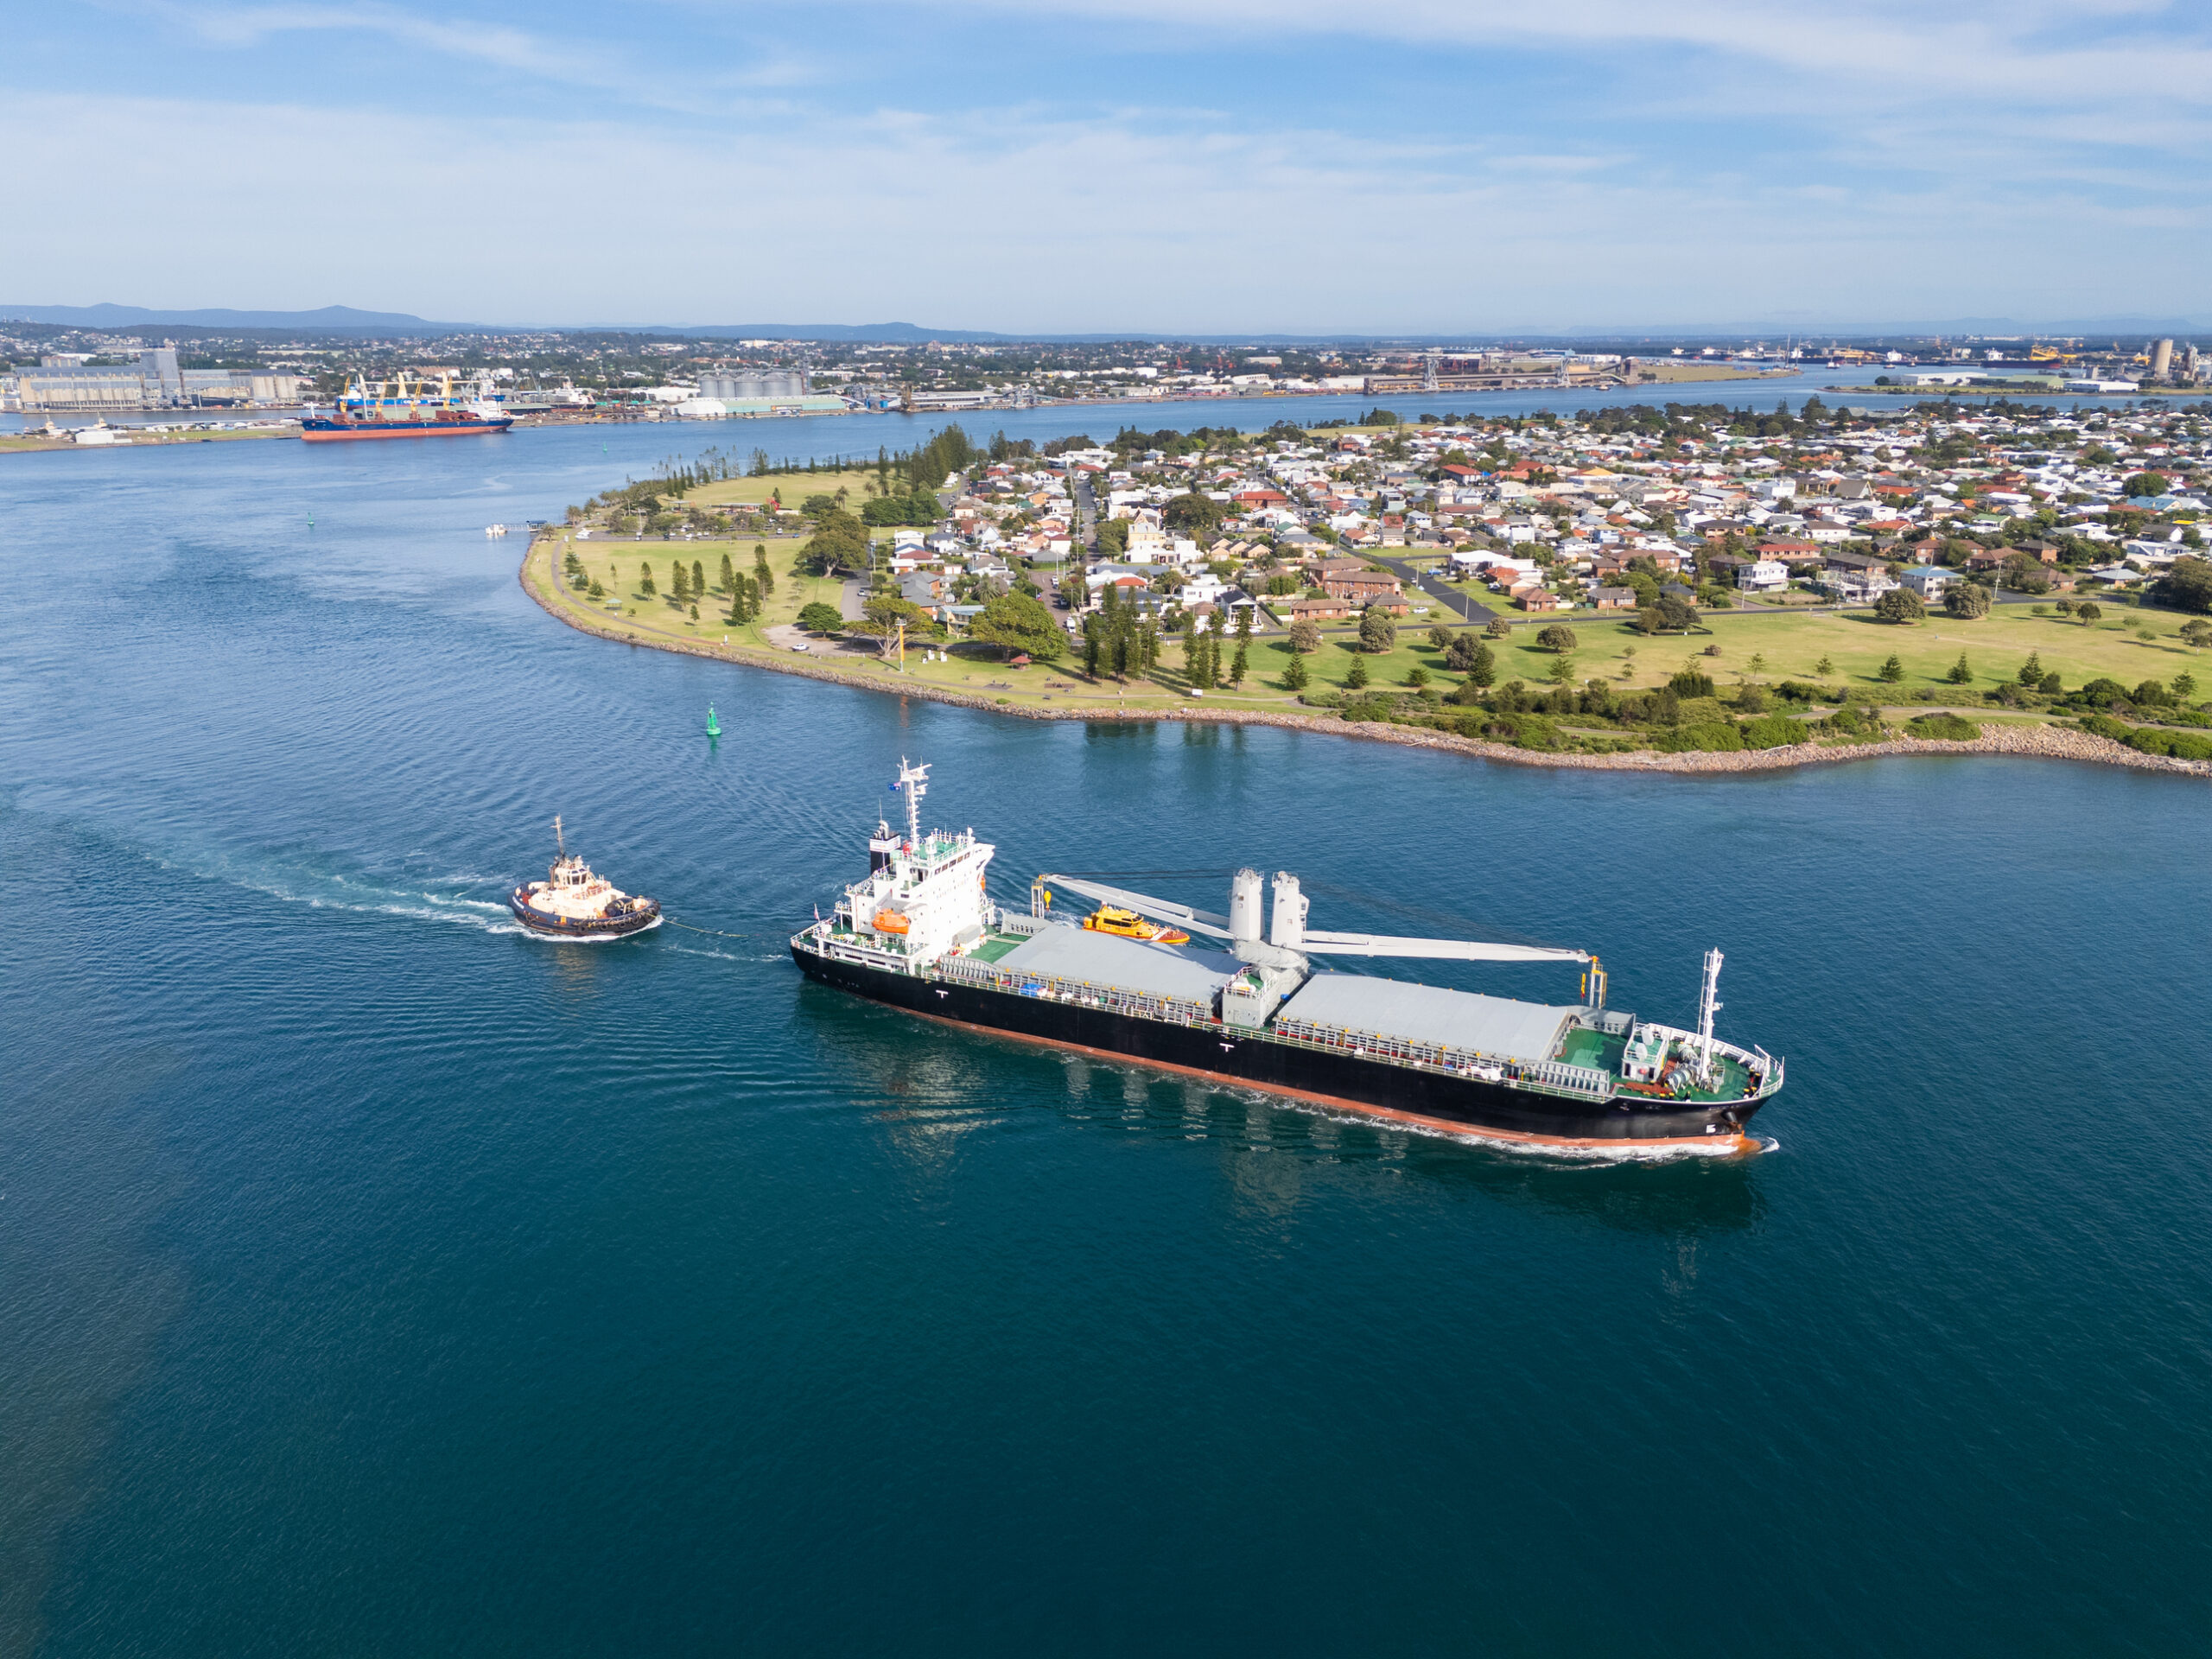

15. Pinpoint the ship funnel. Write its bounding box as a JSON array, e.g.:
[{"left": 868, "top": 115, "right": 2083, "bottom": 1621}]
[
  {"left": 1229, "top": 868, "right": 1264, "bottom": 943},
  {"left": 1268, "top": 871, "right": 1307, "bottom": 950}
]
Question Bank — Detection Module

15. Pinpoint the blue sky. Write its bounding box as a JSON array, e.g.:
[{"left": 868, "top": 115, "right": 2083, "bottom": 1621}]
[{"left": 3, "top": 1, "right": 2208, "bottom": 333}]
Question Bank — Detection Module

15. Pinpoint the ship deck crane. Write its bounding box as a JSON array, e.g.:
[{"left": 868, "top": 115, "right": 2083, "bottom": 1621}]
[{"left": 1031, "top": 870, "right": 1605, "bottom": 1002}]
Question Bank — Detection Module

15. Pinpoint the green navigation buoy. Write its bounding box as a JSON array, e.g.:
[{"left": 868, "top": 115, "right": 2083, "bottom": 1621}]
[{"left": 705, "top": 704, "right": 721, "bottom": 738}]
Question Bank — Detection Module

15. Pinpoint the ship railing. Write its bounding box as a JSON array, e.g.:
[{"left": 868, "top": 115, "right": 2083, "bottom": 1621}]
[
  {"left": 928, "top": 957, "right": 1620, "bottom": 1101},
  {"left": 926, "top": 953, "right": 1618, "bottom": 1103},
  {"left": 1268, "top": 1018, "right": 1613, "bottom": 1101},
  {"left": 930, "top": 956, "right": 1212, "bottom": 1027}
]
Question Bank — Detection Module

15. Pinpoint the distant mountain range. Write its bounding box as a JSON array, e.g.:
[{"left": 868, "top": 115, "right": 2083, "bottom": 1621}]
[
  {"left": 0, "top": 303, "right": 452, "bottom": 333},
  {"left": 3, "top": 303, "right": 2200, "bottom": 343},
  {"left": 0, "top": 305, "right": 1021, "bottom": 340}
]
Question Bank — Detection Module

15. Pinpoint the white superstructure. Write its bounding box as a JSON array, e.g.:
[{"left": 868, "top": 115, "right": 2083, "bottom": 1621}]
[{"left": 824, "top": 760, "right": 996, "bottom": 970}]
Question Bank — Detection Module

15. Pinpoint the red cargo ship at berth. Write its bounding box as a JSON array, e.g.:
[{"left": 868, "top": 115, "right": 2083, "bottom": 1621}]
[
  {"left": 791, "top": 760, "right": 1785, "bottom": 1153},
  {"left": 302, "top": 371, "right": 514, "bottom": 442}
]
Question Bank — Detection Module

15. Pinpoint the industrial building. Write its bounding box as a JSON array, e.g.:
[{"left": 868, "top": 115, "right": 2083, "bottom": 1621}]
[
  {"left": 698, "top": 369, "right": 810, "bottom": 400},
  {"left": 3, "top": 347, "right": 302, "bottom": 410}
]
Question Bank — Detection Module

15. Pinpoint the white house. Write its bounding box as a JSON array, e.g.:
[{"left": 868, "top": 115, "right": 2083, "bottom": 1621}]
[
  {"left": 1736, "top": 559, "right": 1789, "bottom": 594},
  {"left": 1828, "top": 570, "right": 1900, "bottom": 605},
  {"left": 1900, "top": 565, "right": 1956, "bottom": 599}
]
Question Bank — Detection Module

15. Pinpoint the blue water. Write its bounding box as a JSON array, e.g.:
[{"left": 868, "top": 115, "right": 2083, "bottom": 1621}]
[{"left": 3, "top": 420, "right": 2208, "bottom": 1656}]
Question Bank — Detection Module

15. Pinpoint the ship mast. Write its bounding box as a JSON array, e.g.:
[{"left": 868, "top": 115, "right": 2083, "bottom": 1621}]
[
  {"left": 895, "top": 758, "right": 929, "bottom": 849},
  {"left": 1693, "top": 949, "right": 1725, "bottom": 1086},
  {"left": 554, "top": 815, "right": 565, "bottom": 859}
]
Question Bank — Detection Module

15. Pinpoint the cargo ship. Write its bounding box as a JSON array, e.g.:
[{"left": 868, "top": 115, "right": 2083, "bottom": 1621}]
[
  {"left": 791, "top": 761, "right": 1783, "bottom": 1151},
  {"left": 302, "top": 371, "right": 514, "bottom": 442}
]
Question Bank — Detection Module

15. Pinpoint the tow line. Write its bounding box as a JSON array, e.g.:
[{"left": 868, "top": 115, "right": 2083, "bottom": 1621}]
[{"left": 662, "top": 918, "right": 749, "bottom": 939}]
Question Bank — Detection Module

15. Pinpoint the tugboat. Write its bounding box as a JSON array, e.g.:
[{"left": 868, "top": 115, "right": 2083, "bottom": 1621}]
[{"left": 509, "top": 817, "right": 662, "bottom": 940}]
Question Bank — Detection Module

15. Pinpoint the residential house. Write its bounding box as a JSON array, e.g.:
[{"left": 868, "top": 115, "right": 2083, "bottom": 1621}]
[{"left": 1322, "top": 571, "right": 1403, "bottom": 605}]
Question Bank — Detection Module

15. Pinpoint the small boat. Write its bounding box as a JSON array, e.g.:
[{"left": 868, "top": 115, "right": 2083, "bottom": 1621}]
[
  {"left": 1082, "top": 904, "right": 1189, "bottom": 946},
  {"left": 509, "top": 817, "right": 661, "bottom": 940}
]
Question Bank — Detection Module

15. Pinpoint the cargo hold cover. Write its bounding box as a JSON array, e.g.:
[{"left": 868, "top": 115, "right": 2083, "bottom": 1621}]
[
  {"left": 992, "top": 925, "right": 1236, "bottom": 1004},
  {"left": 1275, "top": 972, "right": 1577, "bottom": 1064}
]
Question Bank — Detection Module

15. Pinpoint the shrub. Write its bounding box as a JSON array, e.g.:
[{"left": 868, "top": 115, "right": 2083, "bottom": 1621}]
[
  {"left": 1669, "top": 667, "right": 1716, "bottom": 698},
  {"left": 1446, "top": 634, "right": 1495, "bottom": 683},
  {"left": 1905, "top": 713, "right": 1980, "bottom": 741},
  {"left": 1944, "top": 583, "right": 1991, "bottom": 620},
  {"left": 1654, "top": 721, "right": 1747, "bottom": 753},
  {"left": 1740, "top": 713, "right": 1810, "bottom": 749},
  {"left": 1874, "top": 588, "right": 1925, "bottom": 624},
  {"left": 796, "top": 601, "right": 845, "bottom": 633},
  {"left": 2145, "top": 556, "right": 2212, "bottom": 614},
  {"left": 1535, "top": 624, "right": 1579, "bottom": 652},
  {"left": 1774, "top": 680, "right": 1840, "bottom": 704}
]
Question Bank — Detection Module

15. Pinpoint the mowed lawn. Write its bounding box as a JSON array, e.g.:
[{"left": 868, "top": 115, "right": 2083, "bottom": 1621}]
[
  {"left": 1252, "top": 604, "right": 2209, "bottom": 701},
  {"left": 686, "top": 468, "right": 887, "bottom": 510},
  {"left": 1675, "top": 605, "right": 2204, "bottom": 694}
]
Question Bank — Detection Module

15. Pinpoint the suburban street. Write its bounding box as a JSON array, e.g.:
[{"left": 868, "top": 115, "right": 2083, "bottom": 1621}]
[{"left": 1368, "top": 550, "right": 1497, "bottom": 625}]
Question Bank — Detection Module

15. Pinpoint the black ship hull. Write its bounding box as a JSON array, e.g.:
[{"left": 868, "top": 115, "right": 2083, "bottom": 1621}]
[
  {"left": 793, "top": 939, "right": 1763, "bottom": 1149},
  {"left": 508, "top": 891, "right": 661, "bottom": 939}
]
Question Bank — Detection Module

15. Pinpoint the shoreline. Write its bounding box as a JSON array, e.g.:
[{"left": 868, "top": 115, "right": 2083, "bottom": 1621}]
[{"left": 519, "top": 546, "right": 2211, "bottom": 781}]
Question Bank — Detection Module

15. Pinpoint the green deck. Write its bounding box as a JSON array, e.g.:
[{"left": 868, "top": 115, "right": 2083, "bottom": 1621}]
[
  {"left": 1556, "top": 1027, "right": 1626, "bottom": 1073},
  {"left": 969, "top": 931, "right": 1029, "bottom": 964},
  {"left": 1554, "top": 1025, "right": 1758, "bottom": 1103}
]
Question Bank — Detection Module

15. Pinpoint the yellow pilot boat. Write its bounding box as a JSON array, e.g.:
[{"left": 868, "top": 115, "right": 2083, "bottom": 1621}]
[{"left": 1082, "top": 904, "right": 1189, "bottom": 946}]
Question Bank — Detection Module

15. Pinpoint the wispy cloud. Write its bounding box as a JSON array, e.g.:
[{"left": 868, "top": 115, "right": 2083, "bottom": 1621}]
[
  {"left": 0, "top": 86, "right": 2201, "bottom": 330},
  {"left": 111, "top": 1, "right": 818, "bottom": 105},
  {"left": 11, "top": 2, "right": 2209, "bottom": 327},
  {"left": 921, "top": 0, "right": 2212, "bottom": 105}
]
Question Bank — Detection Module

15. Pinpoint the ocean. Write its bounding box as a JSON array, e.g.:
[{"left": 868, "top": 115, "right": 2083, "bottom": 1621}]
[{"left": 2, "top": 412, "right": 2207, "bottom": 1656}]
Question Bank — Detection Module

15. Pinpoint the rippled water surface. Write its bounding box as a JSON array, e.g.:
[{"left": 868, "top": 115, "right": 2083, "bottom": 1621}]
[{"left": 3, "top": 419, "right": 2208, "bottom": 1656}]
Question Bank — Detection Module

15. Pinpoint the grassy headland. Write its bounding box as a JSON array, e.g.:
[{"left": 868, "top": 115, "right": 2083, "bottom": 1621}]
[{"left": 523, "top": 534, "right": 2212, "bottom": 776}]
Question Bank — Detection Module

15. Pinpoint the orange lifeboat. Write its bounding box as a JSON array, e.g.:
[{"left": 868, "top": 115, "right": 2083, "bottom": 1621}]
[{"left": 872, "top": 909, "right": 911, "bottom": 935}]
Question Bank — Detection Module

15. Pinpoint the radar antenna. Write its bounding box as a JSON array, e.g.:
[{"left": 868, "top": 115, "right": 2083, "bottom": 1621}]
[{"left": 895, "top": 758, "right": 930, "bottom": 849}]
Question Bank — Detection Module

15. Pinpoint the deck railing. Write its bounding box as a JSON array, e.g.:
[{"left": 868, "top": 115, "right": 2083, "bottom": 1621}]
[{"left": 926, "top": 953, "right": 1617, "bottom": 1103}]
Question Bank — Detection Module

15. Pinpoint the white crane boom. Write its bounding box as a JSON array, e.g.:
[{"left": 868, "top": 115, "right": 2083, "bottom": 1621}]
[
  {"left": 1299, "top": 930, "right": 1590, "bottom": 965},
  {"left": 1033, "top": 875, "right": 1234, "bottom": 940},
  {"left": 1034, "top": 875, "right": 1586, "bottom": 965}
]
